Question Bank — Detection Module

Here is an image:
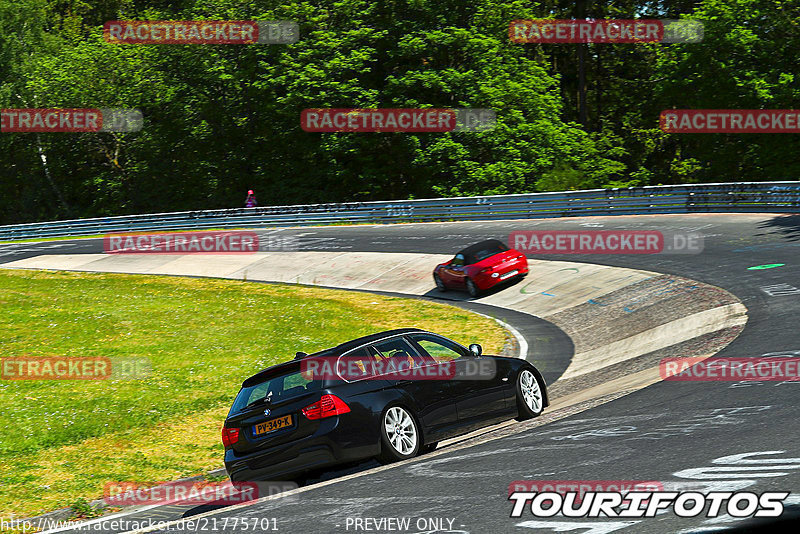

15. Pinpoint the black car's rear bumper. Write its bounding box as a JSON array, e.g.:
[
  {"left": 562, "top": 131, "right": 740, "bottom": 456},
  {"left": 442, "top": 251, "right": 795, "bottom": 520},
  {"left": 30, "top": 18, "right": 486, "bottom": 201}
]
[{"left": 224, "top": 416, "right": 380, "bottom": 482}]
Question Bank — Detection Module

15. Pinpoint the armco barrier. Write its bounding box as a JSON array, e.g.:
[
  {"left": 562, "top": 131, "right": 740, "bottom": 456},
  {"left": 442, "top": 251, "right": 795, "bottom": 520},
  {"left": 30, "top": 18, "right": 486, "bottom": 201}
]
[{"left": 1, "top": 182, "right": 798, "bottom": 240}]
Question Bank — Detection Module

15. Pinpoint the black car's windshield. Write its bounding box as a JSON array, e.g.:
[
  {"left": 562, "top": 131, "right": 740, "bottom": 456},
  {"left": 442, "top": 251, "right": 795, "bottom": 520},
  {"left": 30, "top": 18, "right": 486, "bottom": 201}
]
[{"left": 230, "top": 368, "right": 321, "bottom": 415}]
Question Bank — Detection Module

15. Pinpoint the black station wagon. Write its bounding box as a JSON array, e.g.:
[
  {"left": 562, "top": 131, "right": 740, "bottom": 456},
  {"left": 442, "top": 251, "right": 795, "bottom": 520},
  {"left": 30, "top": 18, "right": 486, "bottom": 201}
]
[{"left": 222, "top": 328, "right": 548, "bottom": 482}]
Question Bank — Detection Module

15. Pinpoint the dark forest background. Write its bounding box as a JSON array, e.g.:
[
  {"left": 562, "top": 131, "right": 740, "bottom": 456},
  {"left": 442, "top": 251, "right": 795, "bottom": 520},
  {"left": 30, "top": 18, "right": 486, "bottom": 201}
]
[{"left": 1, "top": 0, "right": 798, "bottom": 224}]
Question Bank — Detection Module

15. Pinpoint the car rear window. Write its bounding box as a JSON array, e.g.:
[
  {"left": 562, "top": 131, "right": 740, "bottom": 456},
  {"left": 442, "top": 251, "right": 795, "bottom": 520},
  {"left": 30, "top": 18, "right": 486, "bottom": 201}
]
[
  {"left": 336, "top": 347, "right": 377, "bottom": 379},
  {"left": 230, "top": 368, "right": 322, "bottom": 414}
]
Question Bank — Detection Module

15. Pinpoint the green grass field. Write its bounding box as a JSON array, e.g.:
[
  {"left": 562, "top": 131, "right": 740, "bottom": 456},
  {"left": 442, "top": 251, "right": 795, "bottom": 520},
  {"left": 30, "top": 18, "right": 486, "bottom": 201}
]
[{"left": 0, "top": 269, "right": 506, "bottom": 518}]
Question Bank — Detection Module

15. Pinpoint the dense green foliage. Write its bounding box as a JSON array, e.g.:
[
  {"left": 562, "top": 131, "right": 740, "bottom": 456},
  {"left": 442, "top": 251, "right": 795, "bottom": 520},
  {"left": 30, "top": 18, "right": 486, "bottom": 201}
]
[{"left": 1, "top": 0, "right": 798, "bottom": 224}]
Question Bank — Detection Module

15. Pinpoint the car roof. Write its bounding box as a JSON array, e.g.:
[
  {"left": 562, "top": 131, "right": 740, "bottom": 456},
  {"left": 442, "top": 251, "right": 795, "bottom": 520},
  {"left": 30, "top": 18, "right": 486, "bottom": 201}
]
[
  {"left": 241, "top": 327, "right": 429, "bottom": 387},
  {"left": 457, "top": 239, "right": 507, "bottom": 256},
  {"left": 321, "top": 327, "right": 428, "bottom": 353},
  {"left": 457, "top": 239, "right": 509, "bottom": 262}
]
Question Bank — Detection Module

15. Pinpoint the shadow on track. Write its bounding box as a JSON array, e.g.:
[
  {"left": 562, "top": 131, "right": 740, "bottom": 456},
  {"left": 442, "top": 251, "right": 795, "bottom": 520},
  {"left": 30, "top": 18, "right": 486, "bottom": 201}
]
[
  {"left": 421, "top": 274, "right": 528, "bottom": 301},
  {"left": 757, "top": 213, "right": 800, "bottom": 240},
  {"left": 179, "top": 459, "right": 382, "bottom": 518}
]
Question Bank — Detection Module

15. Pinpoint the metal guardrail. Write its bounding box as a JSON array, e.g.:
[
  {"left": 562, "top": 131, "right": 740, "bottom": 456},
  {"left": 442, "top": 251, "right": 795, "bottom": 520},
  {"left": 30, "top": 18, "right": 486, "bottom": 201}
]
[{"left": 1, "top": 182, "right": 798, "bottom": 240}]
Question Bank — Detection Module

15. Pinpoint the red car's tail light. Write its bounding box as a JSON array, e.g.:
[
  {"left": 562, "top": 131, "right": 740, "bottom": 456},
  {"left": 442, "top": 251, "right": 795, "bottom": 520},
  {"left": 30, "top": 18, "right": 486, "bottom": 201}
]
[
  {"left": 303, "top": 394, "right": 351, "bottom": 420},
  {"left": 222, "top": 427, "right": 240, "bottom": 447}
]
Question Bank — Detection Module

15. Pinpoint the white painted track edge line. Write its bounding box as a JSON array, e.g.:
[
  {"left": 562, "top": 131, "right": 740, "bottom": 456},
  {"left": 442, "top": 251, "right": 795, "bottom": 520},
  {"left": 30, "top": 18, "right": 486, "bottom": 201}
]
[{"left": 472, "top": 311, "right": 528, "bottom": 361}]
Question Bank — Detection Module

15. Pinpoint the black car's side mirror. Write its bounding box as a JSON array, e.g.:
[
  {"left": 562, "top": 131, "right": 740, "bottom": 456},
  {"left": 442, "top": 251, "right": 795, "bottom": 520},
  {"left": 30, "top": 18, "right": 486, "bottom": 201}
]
[{"left": 469, "top": 344, "right": 482, "bottom": 357}]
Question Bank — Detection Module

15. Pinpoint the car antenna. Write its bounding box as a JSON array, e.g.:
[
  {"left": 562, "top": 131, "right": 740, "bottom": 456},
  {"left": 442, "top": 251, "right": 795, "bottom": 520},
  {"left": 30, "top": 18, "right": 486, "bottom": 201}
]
[{"left": 294, "top": 351, "right": 308, "bottom": 360}]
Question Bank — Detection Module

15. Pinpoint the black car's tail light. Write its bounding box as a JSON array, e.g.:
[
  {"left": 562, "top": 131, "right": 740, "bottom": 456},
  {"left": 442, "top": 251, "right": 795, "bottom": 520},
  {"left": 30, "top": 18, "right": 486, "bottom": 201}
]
[
  {"left": 302, "top": 394, "right": 351, "bottom": 420},
  {"left": 222, "top": 427, "right": 240, "bottom": 448}
]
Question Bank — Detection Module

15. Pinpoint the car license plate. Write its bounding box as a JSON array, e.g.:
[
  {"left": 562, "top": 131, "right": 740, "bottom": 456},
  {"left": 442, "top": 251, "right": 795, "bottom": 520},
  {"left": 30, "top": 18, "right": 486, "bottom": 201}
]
[
  {"left": 253, "top": 415, "right": 293, "bottom": 436},
  {"left": 500, "top": 270, "right": 519, "bottom": 280}
]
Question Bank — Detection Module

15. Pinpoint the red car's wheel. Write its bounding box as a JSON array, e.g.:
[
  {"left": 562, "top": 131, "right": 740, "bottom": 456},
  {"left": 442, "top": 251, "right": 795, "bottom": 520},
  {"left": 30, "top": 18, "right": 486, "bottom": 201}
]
[
  {"left": 466, "top": 278, "right": 481, "bottom": 297},
  {"left": 434, "top": 273, "right": 447, "bottom": 292}
]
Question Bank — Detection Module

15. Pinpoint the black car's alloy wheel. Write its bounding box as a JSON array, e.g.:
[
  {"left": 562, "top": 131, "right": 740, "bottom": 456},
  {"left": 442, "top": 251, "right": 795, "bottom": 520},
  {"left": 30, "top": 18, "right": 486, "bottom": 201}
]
[
  {"left": 378, "top": 406, "right": 420, "bottom": 462},
  {"left": 515, "top": 368, "right": 544, "bottom": 420}
]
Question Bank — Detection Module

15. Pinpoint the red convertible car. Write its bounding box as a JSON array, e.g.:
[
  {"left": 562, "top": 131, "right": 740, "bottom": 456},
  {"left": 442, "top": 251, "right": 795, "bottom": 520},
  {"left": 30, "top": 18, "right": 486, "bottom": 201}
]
[{"left": 433, "top": 239, "right": 528, "bottom": 297}]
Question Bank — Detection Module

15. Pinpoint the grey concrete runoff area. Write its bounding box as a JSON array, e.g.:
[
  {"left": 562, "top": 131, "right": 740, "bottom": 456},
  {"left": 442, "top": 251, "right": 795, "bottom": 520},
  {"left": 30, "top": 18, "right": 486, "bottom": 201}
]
[{"left": 1, "top": 213, "right": 799, "bottom": 534}]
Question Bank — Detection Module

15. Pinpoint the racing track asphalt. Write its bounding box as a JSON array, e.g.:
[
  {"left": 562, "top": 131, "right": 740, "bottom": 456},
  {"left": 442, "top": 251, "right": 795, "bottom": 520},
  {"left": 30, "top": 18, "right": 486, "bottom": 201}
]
[{"left": 1, "top": 213, "right": 799, "bottom": 533}]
